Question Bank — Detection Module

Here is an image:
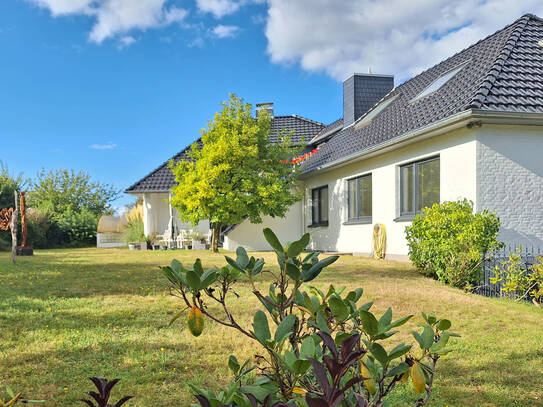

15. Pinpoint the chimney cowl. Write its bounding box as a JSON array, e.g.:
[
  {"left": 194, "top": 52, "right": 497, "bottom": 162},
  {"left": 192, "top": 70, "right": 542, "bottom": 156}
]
[
  {"left": 256, "top": 102, "right": 274, "bottom": 118},
  {"left": 343, "top": 73, "right": 394, "bottom": 127}
]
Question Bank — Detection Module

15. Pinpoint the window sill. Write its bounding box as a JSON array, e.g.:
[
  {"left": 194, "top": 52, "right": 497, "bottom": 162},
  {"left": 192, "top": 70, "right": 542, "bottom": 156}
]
[
  {"left": 308, "top": 222, "right": 329, "bottom": 228},
  {"left": 343, "top": 218, "right": 372, "bottom": 225},
  {"left": 394, "top": 215, "right": 415, "bottom": 222}
]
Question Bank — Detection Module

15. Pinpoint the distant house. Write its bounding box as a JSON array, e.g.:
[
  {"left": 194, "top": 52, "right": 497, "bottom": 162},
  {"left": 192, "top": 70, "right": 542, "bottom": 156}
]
[
  {"left": 128, "top": 14, "right": 543, "bottom": 258},
  {"left": 125, "top": 107, "right": 325, "bottom": 243}
]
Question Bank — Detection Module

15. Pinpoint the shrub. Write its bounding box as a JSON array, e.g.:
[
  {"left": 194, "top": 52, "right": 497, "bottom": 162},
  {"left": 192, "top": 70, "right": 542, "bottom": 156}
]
[
  {"left": 162, "top": 228, "right": 459, "bottom": 406},
  {"left": 122, "top": 219, "right": 144, "bottom": 245},
  {"left": 405, "top": 199, "right": 502, "bottom": 288},
  {"left": 56, "top": 208, "right": 99, "bottom": 247},
  {"left": 26, "top": 208, "right": 50, "bottom": 249},
  {"left": 491, "top": 250, "right": 543, "bottom": 306}
]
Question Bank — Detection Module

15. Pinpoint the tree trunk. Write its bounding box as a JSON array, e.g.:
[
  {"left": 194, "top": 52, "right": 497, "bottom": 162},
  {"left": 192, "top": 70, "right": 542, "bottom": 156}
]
[
  {"left": 11, "top": 191, "right": 18, "bottom": 263},
  {"left": 212, "top": 223, "right": 221, "bottom": 253}
]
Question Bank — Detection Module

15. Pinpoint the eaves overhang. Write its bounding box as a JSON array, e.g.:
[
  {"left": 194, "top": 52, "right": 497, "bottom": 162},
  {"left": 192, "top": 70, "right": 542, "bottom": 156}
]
[{"left": 300, "top": 109, "right": 543, "bottom": 179}]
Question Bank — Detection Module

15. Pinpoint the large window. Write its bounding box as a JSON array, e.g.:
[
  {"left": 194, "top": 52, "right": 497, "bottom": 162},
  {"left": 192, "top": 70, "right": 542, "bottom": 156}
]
[
  {"left": 311, "top": 185, "right": 329, "bottom": 226},
  {"left": 400, "top": 157, "right": 440, "bottom": 217},
  {"left": 347, "top": 174, "right": 372, "bottom": 222}
]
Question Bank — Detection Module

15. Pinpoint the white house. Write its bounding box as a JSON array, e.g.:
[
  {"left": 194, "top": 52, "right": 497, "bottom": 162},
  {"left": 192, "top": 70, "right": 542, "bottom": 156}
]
[
  {"left": 128, "top": 14, "right": 543, "bottom": 258},
  {"left": 125, "top": 109, "right": 325, "bottom": 243}
]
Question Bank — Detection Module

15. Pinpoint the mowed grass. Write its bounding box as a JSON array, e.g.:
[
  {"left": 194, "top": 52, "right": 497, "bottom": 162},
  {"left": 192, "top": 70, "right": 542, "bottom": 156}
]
[{"left": 1, "top": 248, "right": 542, "bottom": 407}]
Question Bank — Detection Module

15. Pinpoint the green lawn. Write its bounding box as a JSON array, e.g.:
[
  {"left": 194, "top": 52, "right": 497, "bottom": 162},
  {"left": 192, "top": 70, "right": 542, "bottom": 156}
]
[{"left": 1, "top": 248, "right": 542, "bottom": 407}]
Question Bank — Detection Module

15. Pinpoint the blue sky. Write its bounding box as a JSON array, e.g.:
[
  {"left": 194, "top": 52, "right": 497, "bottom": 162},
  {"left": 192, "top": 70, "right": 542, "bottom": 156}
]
[
  {"left": 2, "top": 0, "right": 542, "bottom": 210},
  {"left": 1, "top": 1, "right": 341, "bottom": 209}
]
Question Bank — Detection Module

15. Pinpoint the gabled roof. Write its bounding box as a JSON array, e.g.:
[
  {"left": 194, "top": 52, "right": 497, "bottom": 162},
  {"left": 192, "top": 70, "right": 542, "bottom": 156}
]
[
  {"left": 125, "top": 140, "right": 203, "bottom": 194},
  {"left": 126, "top": 115, "right": 324, "bottom": 194},
  {"left": 303, "top": 14, "right": 543, "bottom": 173}
]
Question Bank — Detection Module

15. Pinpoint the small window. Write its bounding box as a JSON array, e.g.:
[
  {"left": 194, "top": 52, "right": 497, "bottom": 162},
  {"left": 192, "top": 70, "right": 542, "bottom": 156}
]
[
  {"left": 347, "top": 174, "right": 372, "bottom": 222},
  {"left": 311, "top": 185, "right": 328, "bottom": 227},
  {"left": 400, "top": 157, "right": 440, "bottom": 217},
  {"left": 411, "top": 62, "right": 469, "bottom": 102},
  {"left": 354, "top": 95, "right": 398, "bottom": 129}
]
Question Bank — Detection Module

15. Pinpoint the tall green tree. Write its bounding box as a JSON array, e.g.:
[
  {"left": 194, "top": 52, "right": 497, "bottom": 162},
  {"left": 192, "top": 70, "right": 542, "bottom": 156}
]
[
  {"left": 0, "top": 161, "right": 24, "bottom": 209},
  {"left": 170, "top": 94, "right": 302, "bottom": 252},
  {"left": 29, "top": 168, "right": 119, "bottom": 216}
]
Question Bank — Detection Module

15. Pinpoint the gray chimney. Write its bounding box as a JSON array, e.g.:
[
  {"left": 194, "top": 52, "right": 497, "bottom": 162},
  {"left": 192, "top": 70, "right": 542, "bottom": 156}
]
[
  {"left": 256, "top": 102, "right": 274, "bottom": 118},
  {"left": 343, "top": 74, "right": 394, "bottom": 127}
]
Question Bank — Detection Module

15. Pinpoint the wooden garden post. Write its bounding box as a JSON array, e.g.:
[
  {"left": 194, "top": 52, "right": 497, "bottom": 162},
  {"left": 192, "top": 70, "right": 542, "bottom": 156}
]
[{"left": 11, "top": 191, "right": 18, "bottom": 263}]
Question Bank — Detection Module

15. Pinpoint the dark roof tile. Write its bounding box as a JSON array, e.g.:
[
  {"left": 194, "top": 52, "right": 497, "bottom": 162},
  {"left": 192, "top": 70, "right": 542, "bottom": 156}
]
[
  {"left": 126, "top": 115, "right": 323, "bottom": 193},
  {"left": 303, "top": 14, "right": 543, "bottom": 173}
]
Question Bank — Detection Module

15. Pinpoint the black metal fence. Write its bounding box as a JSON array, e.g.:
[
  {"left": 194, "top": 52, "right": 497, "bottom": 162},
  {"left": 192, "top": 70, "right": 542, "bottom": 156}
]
[{"left": 475, "top": 244, "right": 542, "bottom": 299}]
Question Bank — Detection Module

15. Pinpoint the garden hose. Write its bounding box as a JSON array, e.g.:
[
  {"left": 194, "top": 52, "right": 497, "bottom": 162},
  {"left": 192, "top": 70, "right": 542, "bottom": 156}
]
[{"left": 373, "top": 223, "right": 386, "bottom": 259}]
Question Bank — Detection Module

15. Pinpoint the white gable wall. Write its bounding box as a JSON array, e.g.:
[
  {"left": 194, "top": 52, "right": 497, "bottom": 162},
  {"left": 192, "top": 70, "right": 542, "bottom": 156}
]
[
  {"left": 142, "top": 192, "right": 210, "bottom": 238},
  {"left": 223, "top": 201, "right": 303, "bottom": 251},
  {"left": 476, "top": 125, "right": 543, "bottom": 247},
  {"left": 302, "top": 127, "right": 478, "bottom": 257}
]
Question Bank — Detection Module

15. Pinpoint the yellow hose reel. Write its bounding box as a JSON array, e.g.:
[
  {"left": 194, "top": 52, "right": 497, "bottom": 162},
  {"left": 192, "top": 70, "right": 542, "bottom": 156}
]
[{"left": 373, "top": 223, "right": 386, "bottom": 259}]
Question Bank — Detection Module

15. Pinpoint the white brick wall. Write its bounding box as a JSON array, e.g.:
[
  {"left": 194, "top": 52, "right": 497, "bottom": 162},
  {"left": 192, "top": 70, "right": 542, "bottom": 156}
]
[{"left": 476, "top": 126, "right": 543, "bottom": 247}]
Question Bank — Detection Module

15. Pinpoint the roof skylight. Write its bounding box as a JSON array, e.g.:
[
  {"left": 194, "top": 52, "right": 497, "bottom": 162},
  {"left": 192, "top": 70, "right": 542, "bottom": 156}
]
[
  {"left": 354, "top": 95, "right": 398, "bottom": 129},
  {"left": 411, "top": 61, "right": 469, "bottom": 102}
]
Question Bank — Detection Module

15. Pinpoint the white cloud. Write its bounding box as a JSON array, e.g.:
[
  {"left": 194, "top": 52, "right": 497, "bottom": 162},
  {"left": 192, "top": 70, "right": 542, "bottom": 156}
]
[
  {"left": 117, "top": 35, "right": 136, "bottom": 49},
  {"left": 196, "top": 0, "right": 265, "bottom": 18},
  {"left": 90, "top": 143, "right": 117, "bottom": 150},
  {"left": 212, "top": 24, "right": 240, "bottom": 38},
  {"left": 28, "top": 0, "right": 189, "bottom": 43},
  {"left": 196, "top": 0, "right": 240, "bottom": 18},
  {"left": 265, "top": 0, "right": 543, "bottom": 81}
]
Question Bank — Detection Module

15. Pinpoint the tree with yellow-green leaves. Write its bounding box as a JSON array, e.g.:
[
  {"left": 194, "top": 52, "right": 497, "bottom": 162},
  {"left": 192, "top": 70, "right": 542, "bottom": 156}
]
[{"left": 170, "top": 94, "right": 302, "bottom": 252}]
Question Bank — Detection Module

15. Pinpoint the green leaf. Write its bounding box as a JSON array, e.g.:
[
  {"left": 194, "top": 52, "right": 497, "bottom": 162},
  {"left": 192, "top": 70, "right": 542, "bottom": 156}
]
[
  {"left": 168, "top": 309, "right": 185, "bottom": 326},
  {"left": 185, "top": 269, "right": 201, "bottom": 291},
  {"left": 253, "top": 310, "right": 271, "bottom": 344},
  {"left": 328, "top": 295, "right": 349, "bottom": 321},
  {"left": 345, "top": 288, "right": 363, "bottom": 303},
  {"left": 274, "top": 314, "right": 296, "bottom": 342},
  {"left": 300, "top": 336, "right": 315, "bottom": 358},
  {"left": 251, "top": 258, "right": 264, "bottom": 276},
  {"left": 283, "top": 350, "right": 297, "bottom": 372},
  {"left": 437, "top": 319, "right": 451, "bottom": 331},
  {"left": 388, "top": 343, "right": 412, "bottom": 360},
  {"left": 388, "top": 315, "right": 413, "bottom": 329},
  {"left": 225, "top": 255, "right": 242, "bottom": 271},
  {"left": 170, "top": 259, "right": 184, "bottom": 274},
  {"left": 285, "top": 262, "right": 301, "bottom": 280},
  {"left": 293, "top": 359, "right": 311, "bottom": 374},
  {"left": 287, "top": 233, "right": 310, "bottom": 258},
  {"left": 369, "top": 342, "right": 388, "bottom": 366},
  {"left": 193, "top": 258, "right": 204, "bottom": 277},
  {"left": 378, "top": 308, "right": 392, "bottom": 331},
  {"left": 200, "top": 269, "right": 218, "bottom": 288},
  {"left": 228, "top": 355, "right": 240, "bottom": 374},
  {"left": 426, "top": 312, "right": 437, "bottom": 325},
  {"left": 236, "top": 247, "right": 250, "bottom": 269},
  {"left": 300, "top": 255, "right": 339, "bottom": 282},
  {"left": 420, "top": 325, "right": 435, "bottom": 349},
  {"left": 316, "top": 311, "right": 330, "bottom": 334},
  {"left": 386, "top": 362, "right": 410, "bottom": 377},
  {"left": 263, "top": 228, "right": 284, "bottom": 253},
  {"left": 360, "top": 310, "right": 379, "bottom": 337},
  {"left": 161, "top": 266, "right": 179, "bottom": 285}
]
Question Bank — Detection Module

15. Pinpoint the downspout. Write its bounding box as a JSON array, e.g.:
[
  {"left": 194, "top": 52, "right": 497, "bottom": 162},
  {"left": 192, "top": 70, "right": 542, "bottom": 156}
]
[{"left": 169, "top": 192, "right": 175, "bottom": 240}]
